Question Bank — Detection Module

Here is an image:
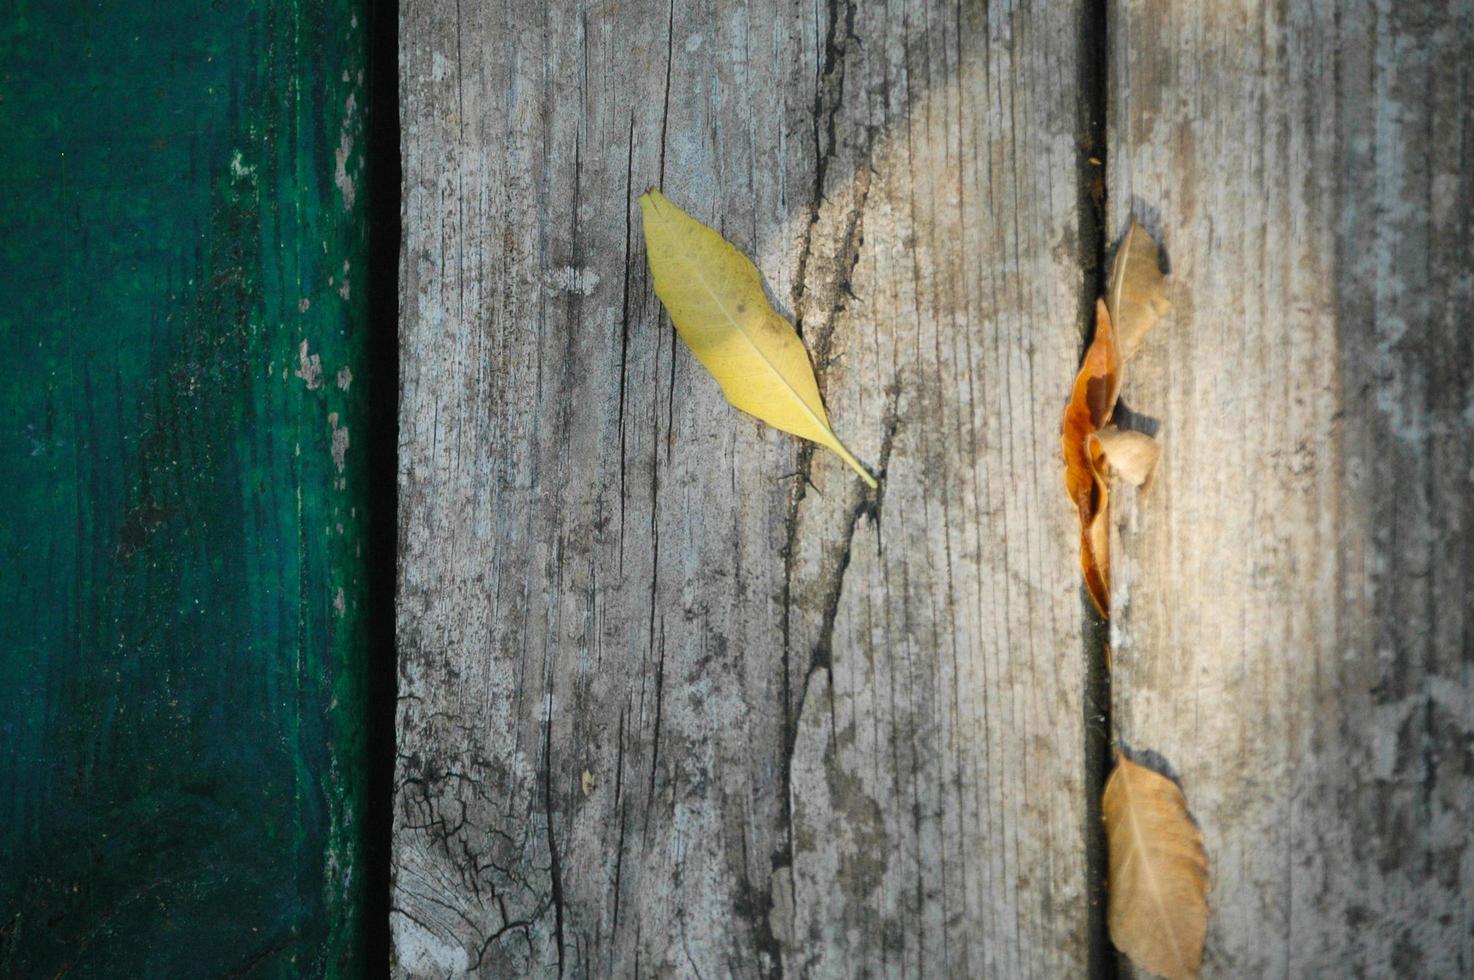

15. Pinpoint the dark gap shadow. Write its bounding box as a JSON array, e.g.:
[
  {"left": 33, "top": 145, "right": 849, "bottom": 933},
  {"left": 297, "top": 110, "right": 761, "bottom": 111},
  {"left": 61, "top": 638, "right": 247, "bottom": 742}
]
[
  {"left": 363, "top": 0, "right": 401, "bottom": 973},
  {"left": 1079, "top": 0, "right": 1113, "bottom": 976},
  {"left": 1082, "top": 594, "right": 1114, "bottom": 980}
]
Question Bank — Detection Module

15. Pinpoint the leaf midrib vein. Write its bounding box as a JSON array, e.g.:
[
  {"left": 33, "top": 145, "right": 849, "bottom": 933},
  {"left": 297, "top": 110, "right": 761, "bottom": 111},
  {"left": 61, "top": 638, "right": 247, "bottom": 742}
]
[
  {"left": 1121, "top": 764, "right": 1189, "bottom": 975},
  {"left": 658, "top": 210, "right": 831, "bottom": 441},
  {"left": 1107, "top": 220, "right": 1135, "bottom": 326}
]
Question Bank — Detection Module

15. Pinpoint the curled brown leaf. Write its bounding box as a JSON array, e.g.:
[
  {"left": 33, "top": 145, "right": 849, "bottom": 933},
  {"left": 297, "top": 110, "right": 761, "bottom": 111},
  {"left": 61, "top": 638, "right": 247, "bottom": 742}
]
[
  {"left": 1092, "top": 426, "right": 1162, "bottom": 490},
  {"left": 1082, "top": 434, "right": 1111, "bottom": 616},
  {"left": 1062, "top": 299, "right": 1119, "bottom": 616},
  {"left": 1064, "top": 219, "right": 1171, "bottom": 616},
  {"left": 1108, "top": 217, "right": 1172, "bottom": 360}
]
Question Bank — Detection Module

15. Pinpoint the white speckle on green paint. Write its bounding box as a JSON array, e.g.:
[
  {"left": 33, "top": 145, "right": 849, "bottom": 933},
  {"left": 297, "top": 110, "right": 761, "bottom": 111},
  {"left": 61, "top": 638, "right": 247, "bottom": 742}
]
[
  {"left": 329, "top": 411, "right": 350, "bottom": 473},
  {"left": 335, "top": 94, "right": 358, "bottom": 211},
  {"left": 337, "top": 366, "right": 353, "bottom": 391},
  {"left": 295, "top": 340, "right": 323, "bottom": 389},
  {"left": 334, "top": 587, "right": 346, "bottom": 616},
  {"left": 229, "top": 149, "right": 256, "bottom": 180},
  {"left": 298, "top": 297, "right": 311, "bottom": 313}
]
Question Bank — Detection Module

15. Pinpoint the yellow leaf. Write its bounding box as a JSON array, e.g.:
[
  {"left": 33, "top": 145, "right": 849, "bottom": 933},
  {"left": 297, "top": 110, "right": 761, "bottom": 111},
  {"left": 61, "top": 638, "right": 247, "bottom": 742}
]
[
  {"left": 1107, "top": 218, "right": 1171, "bottom": 360},
  {"left": 1091, "top": 426, "right": 1161, "bottom": 490},
  {"left": 639, "top": 190, "right": 876, "bottom": 488},
  {"left": 1104, "top": 753, "right": 1210, "bottom": 980}
]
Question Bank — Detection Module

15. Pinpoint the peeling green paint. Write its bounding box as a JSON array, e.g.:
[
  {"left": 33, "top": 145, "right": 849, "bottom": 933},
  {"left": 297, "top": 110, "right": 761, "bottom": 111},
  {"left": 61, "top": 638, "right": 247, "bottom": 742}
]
[{"left": 0, "top": 1, "right": 371, "bottom": 974}]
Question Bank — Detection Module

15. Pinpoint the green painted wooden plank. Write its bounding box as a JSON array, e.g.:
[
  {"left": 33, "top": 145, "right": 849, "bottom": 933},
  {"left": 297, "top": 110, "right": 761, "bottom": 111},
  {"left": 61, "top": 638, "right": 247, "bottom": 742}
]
[{"left": 0, "top": 1, "right": 373, "bottom": 974}]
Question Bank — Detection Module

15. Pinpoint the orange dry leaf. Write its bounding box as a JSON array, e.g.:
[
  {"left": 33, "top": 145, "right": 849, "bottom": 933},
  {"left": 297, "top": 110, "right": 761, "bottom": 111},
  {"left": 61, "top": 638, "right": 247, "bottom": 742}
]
[
  {"left": 1083, "top": 435, "right": 1112, "bottom": 616},
  {"left": 1062, "top": 299, "right": 1120, "bottom": 616},
  {"left": 1063, "top": 219, "right": 1170, "bottom": 616}
]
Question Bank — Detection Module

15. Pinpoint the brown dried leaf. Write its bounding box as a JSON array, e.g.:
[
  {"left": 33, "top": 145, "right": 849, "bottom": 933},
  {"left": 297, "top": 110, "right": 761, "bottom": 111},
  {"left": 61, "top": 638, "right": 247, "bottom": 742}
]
[
  {"left": 1081, "top": 435, "right": 1111, "bottom": 615},
  {"left": 1104, "top": 753, "right": 1210, "bottom": 980},
  {"left": 1062, "top": 299, "right": 1120, "bottom": 616},
  {"left": 1092, "top": 426, "right": 1162, "bottom": 490},
  {"left": 1107, "top": 218, "right": 1171, "bottom": 360}
]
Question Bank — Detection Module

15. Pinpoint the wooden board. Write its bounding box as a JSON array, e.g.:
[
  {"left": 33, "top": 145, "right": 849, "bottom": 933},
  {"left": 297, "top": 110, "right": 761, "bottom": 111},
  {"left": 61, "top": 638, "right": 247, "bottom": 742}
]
[
  {"left": 1106, "top": 0, "right": 1474, "bottom": 975},
  {"left": 394, "top": 1, "right": 1095, "bottom": 974},
  {"left": 0, "top": 1, "right": 377, "bottom": 974}
]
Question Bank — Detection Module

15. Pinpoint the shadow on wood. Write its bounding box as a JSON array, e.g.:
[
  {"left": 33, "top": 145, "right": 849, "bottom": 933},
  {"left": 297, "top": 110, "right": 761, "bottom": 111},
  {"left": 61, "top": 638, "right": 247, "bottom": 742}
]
[
  {"left": 1107, "top": 0, "right": 1474, "bottom": 975},
  {"left": 393, "top": 1, "right": 1096, "bottom": 976}
]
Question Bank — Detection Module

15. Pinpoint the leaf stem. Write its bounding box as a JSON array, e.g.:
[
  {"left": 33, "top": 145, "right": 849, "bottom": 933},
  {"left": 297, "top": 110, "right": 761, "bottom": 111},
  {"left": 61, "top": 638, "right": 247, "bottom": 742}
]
[{"left": 828, "top": 438, "right": 878, "bottom": 489}]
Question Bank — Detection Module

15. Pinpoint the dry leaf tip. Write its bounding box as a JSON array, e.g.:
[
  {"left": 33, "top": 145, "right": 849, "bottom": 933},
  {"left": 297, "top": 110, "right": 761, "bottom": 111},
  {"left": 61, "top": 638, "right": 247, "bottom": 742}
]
[{"left": 1107, "top": 218, "right": 1172, "bottom": 361}]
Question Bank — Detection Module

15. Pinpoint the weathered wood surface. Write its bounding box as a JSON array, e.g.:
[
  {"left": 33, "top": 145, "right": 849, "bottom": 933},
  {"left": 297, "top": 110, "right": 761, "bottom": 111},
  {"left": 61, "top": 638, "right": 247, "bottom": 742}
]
[
  {"left": 1107, "top": 0, "right": 1474, "bottom": 976},
  {"left": 0, "top": 0, "right": 376, "bottom": 975},
  {"left": 394, "top": 1, "right": 1094, "bottom": 975}
]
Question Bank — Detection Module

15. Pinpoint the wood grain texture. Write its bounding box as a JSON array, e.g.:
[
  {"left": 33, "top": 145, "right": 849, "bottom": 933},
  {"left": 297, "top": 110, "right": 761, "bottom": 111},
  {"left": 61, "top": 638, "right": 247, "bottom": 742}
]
[
  {"left": 394, "top": 1, "right": 1092, "bottom": 975},
  {"left": 1107, "top": 0, "right": 1474, "bottom": 975}
]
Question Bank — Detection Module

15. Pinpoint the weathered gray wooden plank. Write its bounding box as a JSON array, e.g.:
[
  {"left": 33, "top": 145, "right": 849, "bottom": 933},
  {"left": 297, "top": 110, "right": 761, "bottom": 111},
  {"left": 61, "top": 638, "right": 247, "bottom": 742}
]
[
  {"left": 395, "top": 1, "right": 1092, "bottom": 976},
  {"left": 1107, "top": 1, "right": 1474, "bottom": 975}
]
